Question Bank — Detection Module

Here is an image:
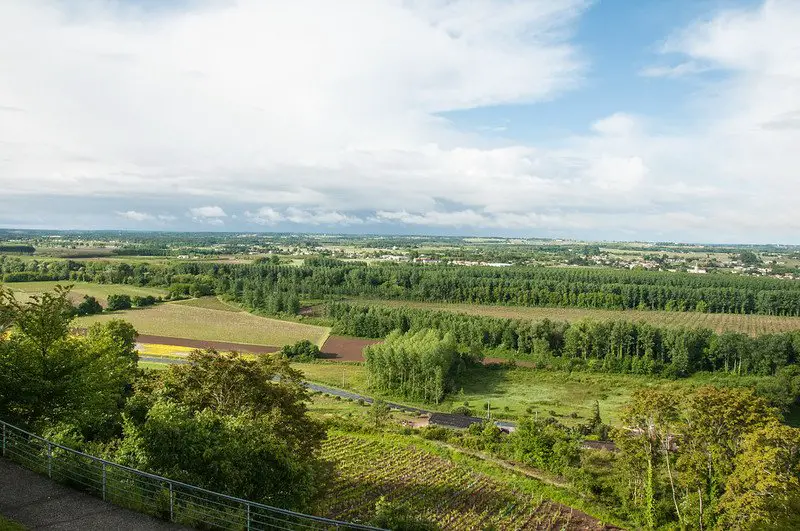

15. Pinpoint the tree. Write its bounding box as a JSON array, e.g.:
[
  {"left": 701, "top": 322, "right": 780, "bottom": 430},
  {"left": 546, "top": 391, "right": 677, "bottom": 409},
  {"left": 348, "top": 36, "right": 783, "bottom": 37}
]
[
  {"left": 279, "top": 340, "right": 320, "bottom": 362},
  {"left": 369, "top": 399, "right": 391, "bottom": 428},
  {"left": 0, "top": 287, "right": 139, "bottom": 437},
  {"left": 106, "top": 294, "right": 132, "bottom": 311},
  {"left": 718, "top": 422, "right": 800, "bottom": 530},
  {"left": 617, "top": 389, "right": 681, "bottom": 528},
  {"left": 118, "top": 350, "right": 328, "bottom": 510},
  {"left": 76, "top": 295, "right": 103, "bottom": 316}
]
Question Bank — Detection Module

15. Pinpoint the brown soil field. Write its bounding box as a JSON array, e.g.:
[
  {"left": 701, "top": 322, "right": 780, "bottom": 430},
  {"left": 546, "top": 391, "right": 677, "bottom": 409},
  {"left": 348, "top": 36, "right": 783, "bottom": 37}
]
[{"left": 320, "top": 336, "right": 381, "bottom": 361}]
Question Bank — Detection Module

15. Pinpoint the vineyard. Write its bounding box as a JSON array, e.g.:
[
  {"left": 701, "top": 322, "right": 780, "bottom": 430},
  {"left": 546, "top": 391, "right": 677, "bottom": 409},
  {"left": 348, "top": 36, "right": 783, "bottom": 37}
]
[
  {"left": 354, "top": 298, "right": 800, "bottom": 335},
  {"left": 319, "top": 432, "right": 610, "bottom": 530}
]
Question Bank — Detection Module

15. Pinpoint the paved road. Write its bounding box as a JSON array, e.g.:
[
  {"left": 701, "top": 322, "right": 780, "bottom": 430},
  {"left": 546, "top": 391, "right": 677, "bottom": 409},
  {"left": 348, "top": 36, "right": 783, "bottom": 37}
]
[{"left": 0, "top": 459, "right": 184, "bottom": 530}]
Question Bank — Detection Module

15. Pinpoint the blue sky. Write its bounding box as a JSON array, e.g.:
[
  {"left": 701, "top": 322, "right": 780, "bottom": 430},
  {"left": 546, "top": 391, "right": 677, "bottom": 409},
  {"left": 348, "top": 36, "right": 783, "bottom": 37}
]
[{"left": 1, "top": 0, "right": 798, "bottom": 243}]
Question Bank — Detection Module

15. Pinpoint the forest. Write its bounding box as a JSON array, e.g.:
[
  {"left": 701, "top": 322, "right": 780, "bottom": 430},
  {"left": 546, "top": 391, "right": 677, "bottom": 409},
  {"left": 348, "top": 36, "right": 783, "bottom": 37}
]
[
  {"left": 4, "top": 256, "right": 800, "bottom": 315},
  {"left": 329, "top": 302, "right": 800, "bottom": 379}
]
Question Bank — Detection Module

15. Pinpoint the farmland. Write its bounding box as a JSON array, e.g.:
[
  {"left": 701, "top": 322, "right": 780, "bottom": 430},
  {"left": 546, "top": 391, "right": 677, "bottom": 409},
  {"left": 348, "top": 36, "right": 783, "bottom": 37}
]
[
  {"left": 319, "top": 431, "right": 615, "bottom": 530},
  {"left": 76, "top": 302, "right": 330, "bottom": 347},
  {"left": 348, "top": 298, "right": 800, "bottom": 335},
  {"left": 4, "top": 281, "right": 166, "bottom": 305}
]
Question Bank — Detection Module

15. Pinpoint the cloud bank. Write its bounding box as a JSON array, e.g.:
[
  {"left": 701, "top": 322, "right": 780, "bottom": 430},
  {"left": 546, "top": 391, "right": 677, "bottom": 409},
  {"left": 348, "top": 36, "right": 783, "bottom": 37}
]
[{"left": 0, "top": 0, "right": 799, "bottom": 242}]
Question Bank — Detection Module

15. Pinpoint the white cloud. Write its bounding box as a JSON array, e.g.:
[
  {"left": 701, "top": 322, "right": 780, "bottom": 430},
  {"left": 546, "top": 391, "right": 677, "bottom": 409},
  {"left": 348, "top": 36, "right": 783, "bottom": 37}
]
[
  {"left": 1, "top": 1, "right": 800, "bottom": 241},
  {"left": 117, "top": 210, "right": 153, "bottom": 221},
  {"left": 188, "top": 206, "right": 226, "bottom": 218}
]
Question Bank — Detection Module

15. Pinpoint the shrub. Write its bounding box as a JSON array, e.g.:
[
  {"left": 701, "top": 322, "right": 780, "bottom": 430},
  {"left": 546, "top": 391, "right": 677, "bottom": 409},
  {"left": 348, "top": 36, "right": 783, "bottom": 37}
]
[
  {"left": 279, "top": 340, "right": 320, "bottom": 362},
  {"left": 106, "top": 294, "right": 132, "bottom": 311}
]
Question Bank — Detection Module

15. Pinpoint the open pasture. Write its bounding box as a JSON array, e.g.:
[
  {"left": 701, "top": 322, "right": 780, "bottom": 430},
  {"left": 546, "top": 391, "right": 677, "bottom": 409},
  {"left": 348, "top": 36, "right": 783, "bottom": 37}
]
[
  {"left": 319, "top": 432, "right": 610, "bottom": 530},
  {"left": 3, "top": 281, "right": 166, "bottom": 306},
  {"left": 76, "top": 302, "right": 330, "bottom": 347},
  {"left": 353, "top": 298, "right": 800, "bottom": 335}
]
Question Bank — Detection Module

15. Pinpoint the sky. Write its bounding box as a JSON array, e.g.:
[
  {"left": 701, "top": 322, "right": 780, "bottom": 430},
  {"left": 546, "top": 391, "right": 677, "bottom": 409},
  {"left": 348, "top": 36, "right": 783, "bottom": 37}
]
[{"left": 1, "top": 0, "right": 799, "bottom": 243}]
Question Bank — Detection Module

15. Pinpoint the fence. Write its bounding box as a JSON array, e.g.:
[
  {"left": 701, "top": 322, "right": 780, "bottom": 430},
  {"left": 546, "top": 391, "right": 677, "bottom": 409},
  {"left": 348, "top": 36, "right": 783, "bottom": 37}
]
[{"left": 1, "top": 420, "right": 381, "bottom": 530}]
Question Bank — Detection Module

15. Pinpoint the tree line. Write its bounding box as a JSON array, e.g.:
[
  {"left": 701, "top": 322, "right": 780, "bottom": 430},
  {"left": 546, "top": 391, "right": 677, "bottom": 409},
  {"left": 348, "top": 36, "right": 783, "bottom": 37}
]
[
  {"left": 328, "top": 302, "right": 800, "bottom": 378},
  {"left": 4, "top": 256, "right": 800, "bottom": 316}
]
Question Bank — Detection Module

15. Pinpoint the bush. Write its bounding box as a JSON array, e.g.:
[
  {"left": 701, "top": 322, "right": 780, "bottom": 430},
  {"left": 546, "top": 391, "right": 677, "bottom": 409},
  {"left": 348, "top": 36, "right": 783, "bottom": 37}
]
[
  {"left": 279, "top": 340, "right": 320, "bottom": 362},
  {"left": 106, "top": 294, "right": 132, "bottom": 311},
  {"left": 75, "top": 295, "right": 103, "bottom": 316},
  {"left": 132, "top": 295, "right": 157, "bottom": 307},
  {"left": 451, "top": 405, "right": 473, "bottom": 417}
]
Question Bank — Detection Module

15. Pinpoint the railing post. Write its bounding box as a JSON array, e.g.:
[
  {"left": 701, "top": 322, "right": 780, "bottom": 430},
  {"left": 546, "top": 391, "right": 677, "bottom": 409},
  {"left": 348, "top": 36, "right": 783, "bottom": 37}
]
[
  {"left": 47, "top": 442, "right": 52, "bottom": 478},
  {"left": 169, "top": 482, "right": 174, "bottom": 522},
  {"left": 102, "top": 463, "right": 107, "bottom": 500},
  {"left": 2, "top": 422, "right": 6, "bottom": 457},
  {"left": 246, "top": 502, "right": 251, "bottom": 531}
]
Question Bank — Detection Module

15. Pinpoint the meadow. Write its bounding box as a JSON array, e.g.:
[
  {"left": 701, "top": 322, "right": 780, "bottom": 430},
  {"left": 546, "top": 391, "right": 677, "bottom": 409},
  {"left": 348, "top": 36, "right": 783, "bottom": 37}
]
[
  {"left": 77, "top": 302, "right": 330, "bottom": 347},
  {"left": 352, "top": 298, "right": 800, "bottom": 335},
  {"left": 5, "top": 281, "right": 166, "bottom": 305},
  {"left": 292, "top": 361, "right": 771, "bottom": 427}
]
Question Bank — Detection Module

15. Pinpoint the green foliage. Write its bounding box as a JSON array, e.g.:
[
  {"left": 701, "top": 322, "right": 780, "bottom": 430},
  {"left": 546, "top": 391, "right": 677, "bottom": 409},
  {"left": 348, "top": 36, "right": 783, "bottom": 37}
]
[
  {"left": 106, "top": 293, "right": 132, "bottom": 311},
  {"left": 612, "top": 386, "right": 800, "bottom": 529},
  {"left": 117, "top": 350, "right": 327, "bottom": 510},
  {"left": 330, "top": 301, "right": 800, "bottom": 378},
  {"left": 511, "top": 418, "right": 581, "bottom": 474},
  {"left": 365, "top": 329, "right": 462, "bottom": 403},
  {"left": 279, "top": 339, "right": 320, "bottom": 362},
  {"left": 131, "top": 295, "right": 157, "bottom": 307},
  {"left": 0, "top": 286, "right": 138, "bottom": 438},
  {"left": 370, "top": 496, "right": 439, "bottom": 530},
  {"left": 75, "top": 295, "right": 103, "bottom": 316},
  {"left": 369, "top": 399, "right": 391, "bottom": 428}
]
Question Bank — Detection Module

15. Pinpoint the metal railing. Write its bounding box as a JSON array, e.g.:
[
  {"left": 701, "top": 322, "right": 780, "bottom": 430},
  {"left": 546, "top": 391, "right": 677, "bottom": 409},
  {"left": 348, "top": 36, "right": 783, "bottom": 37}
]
[{"left": 1, "top": 420, "right": 381, "bottom": 530}]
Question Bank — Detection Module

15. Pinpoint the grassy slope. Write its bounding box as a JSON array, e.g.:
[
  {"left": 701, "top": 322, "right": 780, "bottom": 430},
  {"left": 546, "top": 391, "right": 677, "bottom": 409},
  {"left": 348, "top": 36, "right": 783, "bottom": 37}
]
[
  {"left": 350, "top": 298, "right": 800, "bottom": 335},
  {"left": 4, "top": 281, "right": 166, "bottom": 304},
  {"left": 77, "top": 302, "right": 330, "bottom": 347},
  {"left": 293, "top": 362, "right": 771, "bottom": 426}
]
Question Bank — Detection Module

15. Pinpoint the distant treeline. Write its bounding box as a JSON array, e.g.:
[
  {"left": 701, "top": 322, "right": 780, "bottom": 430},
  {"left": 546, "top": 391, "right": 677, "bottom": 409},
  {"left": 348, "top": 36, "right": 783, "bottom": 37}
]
[
  {"left": 2, "top": 257, "right": 800, "bottom": 316},
  {"left": 0, "top": 244, "right": 34, "bottom": 254},
  {"left": 328, "top": 302, "right": 800, "bottom": 378}
]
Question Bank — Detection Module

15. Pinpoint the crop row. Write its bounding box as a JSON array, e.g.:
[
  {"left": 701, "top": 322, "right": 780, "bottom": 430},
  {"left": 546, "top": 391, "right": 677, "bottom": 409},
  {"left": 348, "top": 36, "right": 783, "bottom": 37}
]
[{"left": 319, "top": 433, "right": 603, "bottom": 530}]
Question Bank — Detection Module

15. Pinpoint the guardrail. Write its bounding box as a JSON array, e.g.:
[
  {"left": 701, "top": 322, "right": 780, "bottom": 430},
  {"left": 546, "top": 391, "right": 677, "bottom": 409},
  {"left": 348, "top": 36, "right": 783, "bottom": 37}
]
[{"left": 1, "top": 420, "right": 381, "bottom": 530}]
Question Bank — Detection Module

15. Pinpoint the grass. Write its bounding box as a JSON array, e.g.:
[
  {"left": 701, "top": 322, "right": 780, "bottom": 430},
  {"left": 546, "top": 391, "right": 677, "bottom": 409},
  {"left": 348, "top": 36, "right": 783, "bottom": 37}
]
[
  {"left": 172, "top": 296, "right": 243, "bottom": 312},
  {"left": 293, "top": 362, "right": 773, "bottom": 426},
  {"left": 3, "top": 281, "right": 166, "bottom": 305},
  {"left": 0, "top": 516, "right": 26, "bottom": 531},
  {"left": 350, "top": 298, "right": 800, "bottom": 335},
  {"left": 76, "top": 302, "right": 330, "bottom": 347}
]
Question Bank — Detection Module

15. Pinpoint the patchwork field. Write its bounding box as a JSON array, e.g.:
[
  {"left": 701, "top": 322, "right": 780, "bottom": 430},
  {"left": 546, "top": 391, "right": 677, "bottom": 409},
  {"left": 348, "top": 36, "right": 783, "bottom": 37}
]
[
  {"left": 172, "top": 296, "right": 243, "bottom": 312},
  {"left": 352, "top": 298, "right": 800, "bottom": 335},
  {"left": 4, "top": 281, "right": 166, "bottom": 305},
  {"left": 319, "top": 431, "right": 613, "bottom": 530},
  {"left": 76, "top": 302, "right": 330, "bottom": 347}
]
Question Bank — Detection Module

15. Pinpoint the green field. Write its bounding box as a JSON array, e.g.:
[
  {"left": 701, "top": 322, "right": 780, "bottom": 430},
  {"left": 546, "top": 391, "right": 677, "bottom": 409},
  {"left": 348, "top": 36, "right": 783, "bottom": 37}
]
[
  {"left": 172, "top": 296, "right": 243, "bottom": 312},
  {"left": 3, "top": 281, "right": 166, "bottom": 305},
  {"left": 293, "top": 362, "right": 770, "bottom": 426},
  {"left": 352, "top": 298, "right": 800, "bottom": 335},
  {"left": 77, "top": 302, "right": 330, "bottom": 347}
]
